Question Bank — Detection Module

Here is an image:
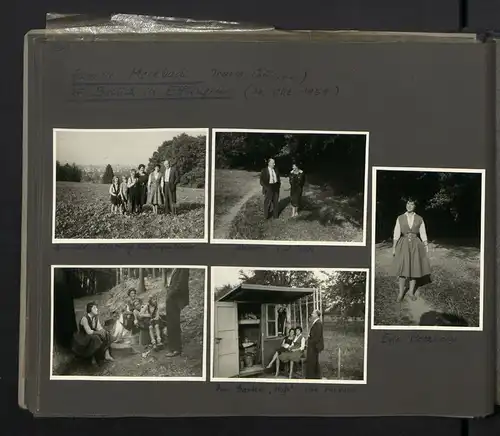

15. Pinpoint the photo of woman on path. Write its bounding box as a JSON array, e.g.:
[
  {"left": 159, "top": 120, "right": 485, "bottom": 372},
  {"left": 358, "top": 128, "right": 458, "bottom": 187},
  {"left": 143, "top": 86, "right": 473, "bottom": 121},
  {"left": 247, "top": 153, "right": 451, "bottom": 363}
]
[{"left": 371, "top": 167, "right": 485, "bottom": 330}]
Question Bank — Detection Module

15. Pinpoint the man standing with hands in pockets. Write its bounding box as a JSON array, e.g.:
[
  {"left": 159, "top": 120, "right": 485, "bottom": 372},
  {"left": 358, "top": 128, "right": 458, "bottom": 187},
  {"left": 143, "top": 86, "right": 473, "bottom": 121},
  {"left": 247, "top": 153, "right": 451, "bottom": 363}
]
[
  {"left": 260, "top": 158, "right": 281, "bottom": 219},
  {"left": 163, "top": 159, "right": 180, "bottom": 215}
]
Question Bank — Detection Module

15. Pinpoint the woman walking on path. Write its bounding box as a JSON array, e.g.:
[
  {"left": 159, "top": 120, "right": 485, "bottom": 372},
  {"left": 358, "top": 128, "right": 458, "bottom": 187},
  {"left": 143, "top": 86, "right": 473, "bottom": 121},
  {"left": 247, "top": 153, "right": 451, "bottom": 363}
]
[{"left": 392, "top": 199, "right": 431, "bottom": 302}]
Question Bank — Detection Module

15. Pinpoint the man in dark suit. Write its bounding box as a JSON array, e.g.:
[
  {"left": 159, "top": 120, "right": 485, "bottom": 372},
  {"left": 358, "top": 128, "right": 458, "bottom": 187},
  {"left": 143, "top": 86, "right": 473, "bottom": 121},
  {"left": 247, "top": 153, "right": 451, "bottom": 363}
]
[
  {"left": 306, "top": 309, "right": 324, "bottom": 379},
  {"left": 260, "top": 158, "right": 281, "bottom": 219},
  {"left": 164, "top": 268, "right": 190, "bottom": 357},
  {"left": 163, "top": 159, "right": 180, "bottom": 215}
]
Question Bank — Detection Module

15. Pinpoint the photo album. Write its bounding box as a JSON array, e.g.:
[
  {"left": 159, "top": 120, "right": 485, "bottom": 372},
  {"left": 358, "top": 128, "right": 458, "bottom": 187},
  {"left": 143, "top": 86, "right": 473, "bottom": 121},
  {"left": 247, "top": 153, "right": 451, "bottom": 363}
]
[{"left": 19, "top": 26, "right": 496, "bottom": 417}]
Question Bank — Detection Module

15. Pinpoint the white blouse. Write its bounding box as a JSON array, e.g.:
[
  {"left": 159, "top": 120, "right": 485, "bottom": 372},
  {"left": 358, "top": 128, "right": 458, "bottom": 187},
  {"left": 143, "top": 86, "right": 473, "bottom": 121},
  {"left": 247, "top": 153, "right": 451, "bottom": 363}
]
[{"left": 393, "top": 212, "right": 428, "bottom": 243}]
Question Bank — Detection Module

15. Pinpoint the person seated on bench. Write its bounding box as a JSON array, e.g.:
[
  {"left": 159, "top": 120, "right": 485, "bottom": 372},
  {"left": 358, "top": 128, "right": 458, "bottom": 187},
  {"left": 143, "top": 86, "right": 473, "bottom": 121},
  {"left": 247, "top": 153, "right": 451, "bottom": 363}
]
[
  {"left": 279, "top": 326, "right": 306, "bottom": 378},
  {"left": 72, "top": 301, "right": 114, "bottom": 365},
  {"left": 112, "top": 289, "right": 140, "bottom": 341},
  {"left": 139, "top": 295, "right": 163, "bottom": 350},
  {"left": 267, "top": 328, "right": 295, "bottom": 376}
]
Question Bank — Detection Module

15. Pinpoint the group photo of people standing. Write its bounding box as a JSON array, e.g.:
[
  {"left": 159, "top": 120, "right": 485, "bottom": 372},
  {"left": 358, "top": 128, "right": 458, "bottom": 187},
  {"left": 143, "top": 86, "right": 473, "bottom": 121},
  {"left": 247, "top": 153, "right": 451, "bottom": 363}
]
[
  {"left": 53, "top": 128, "right": 208, "bottom": 242},
  {"left": 211, "top": 129, "right": 368, "bottom": 245}
]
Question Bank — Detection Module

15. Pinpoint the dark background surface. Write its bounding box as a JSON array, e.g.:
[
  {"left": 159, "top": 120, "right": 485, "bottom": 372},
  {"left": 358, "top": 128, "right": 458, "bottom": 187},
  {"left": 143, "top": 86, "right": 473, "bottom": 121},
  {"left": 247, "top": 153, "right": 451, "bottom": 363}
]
[{"left": 4, "top": 0, "right": 500, "bottom": 435}]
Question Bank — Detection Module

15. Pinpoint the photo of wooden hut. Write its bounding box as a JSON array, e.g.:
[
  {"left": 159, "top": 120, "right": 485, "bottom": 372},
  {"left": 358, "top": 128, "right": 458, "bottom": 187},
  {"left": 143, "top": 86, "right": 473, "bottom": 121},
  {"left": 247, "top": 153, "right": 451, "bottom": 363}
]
[{"left": 211, "top": 267, "right": 368, "bottom": 384}]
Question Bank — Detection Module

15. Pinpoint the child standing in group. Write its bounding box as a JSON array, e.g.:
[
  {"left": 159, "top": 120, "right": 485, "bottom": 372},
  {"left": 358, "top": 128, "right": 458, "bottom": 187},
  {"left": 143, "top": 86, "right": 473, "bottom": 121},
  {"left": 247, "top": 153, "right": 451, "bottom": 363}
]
[
  {"left": 109, "top": 176, "right": 120, "bottom": 214},
  {"left": 119, "top": 175, "right": 129, "bottom": 214},
  {"left": 141, "top": 295, "right": 162, "bottom": 350}
]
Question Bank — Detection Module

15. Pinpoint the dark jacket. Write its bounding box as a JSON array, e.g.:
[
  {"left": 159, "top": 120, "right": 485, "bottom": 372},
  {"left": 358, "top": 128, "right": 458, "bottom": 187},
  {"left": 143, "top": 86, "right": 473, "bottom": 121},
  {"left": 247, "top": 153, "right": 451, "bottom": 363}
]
[
  {"left": 165, "top": 166, "right": 180, "bottom": 186},
  {"left": 307, "top": 320, "right": 324, "bottom": 353},
  {"left": 166, "top": 268, "right": 190, "bottom": 310},
  {"left": 260, "top": 166, "right": 281, "bottom": 190}
]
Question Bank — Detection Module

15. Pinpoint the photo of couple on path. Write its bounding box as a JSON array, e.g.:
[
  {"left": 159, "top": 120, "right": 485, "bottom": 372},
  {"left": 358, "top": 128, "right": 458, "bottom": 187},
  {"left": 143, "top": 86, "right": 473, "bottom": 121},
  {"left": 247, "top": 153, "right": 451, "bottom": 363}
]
[
  {"left": 53, "top": 128, "right": 208, "bottom": 242},
  {"left": 211, "top": 129, "right": 368, "bottom": 245}
]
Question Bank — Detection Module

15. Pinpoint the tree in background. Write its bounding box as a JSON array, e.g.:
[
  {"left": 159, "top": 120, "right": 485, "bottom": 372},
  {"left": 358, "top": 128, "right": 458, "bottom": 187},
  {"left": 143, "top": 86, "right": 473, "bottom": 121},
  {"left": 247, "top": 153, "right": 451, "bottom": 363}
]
[
  {"left": 101, "top": 164, "right": 114, "bottom": 184},
  {"left": 215, "top": 132, "right": 366, "bottom": 196},
  {"left": 214, "top": 283, "right": 234, "bottom": 301},
  {"left": 137, "top": 268, "right": 146, "bottom": 294},
  {"left": 321, "top": 271, "right": 366, "bottom": 320},
  {"left": 375, "top": 171, "right": 482, "bottom": 243},
  {"left": 147, "top": 133, "right": 206, "bottom": 188},
  {"left": 239, "top": 269, "right": 321, "bottom": 289},
  {"left": 56, "top": 161, "right": 82, "bottom": 182}
]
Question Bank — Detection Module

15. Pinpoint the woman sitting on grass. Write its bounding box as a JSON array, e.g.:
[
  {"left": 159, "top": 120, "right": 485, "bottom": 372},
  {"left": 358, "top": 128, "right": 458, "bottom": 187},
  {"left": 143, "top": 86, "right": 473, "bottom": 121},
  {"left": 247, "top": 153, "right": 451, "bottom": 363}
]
[
  {"left": 266, "top": 328, "right": 295, "bottom": 376},
  {"left": 139, "top": 295, "right": 163, "bottom": 350},
  {"left": 72, "top": 302, "right": 114, "bottom": 365}
]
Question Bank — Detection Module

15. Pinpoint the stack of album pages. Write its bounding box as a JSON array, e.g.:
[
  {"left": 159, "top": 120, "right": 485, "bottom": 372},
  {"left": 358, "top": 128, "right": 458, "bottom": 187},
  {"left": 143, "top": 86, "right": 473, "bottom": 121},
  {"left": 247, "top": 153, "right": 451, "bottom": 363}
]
[{"left": 19, "top": 19, "right": 497, "bottom": 417}]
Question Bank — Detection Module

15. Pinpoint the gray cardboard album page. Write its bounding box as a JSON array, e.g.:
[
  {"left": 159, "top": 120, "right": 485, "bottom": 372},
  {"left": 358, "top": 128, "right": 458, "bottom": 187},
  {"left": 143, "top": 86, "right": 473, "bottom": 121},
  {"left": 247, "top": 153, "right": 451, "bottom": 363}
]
[{"left": 20, "top": 30, "right": 495, "bottom": 417}]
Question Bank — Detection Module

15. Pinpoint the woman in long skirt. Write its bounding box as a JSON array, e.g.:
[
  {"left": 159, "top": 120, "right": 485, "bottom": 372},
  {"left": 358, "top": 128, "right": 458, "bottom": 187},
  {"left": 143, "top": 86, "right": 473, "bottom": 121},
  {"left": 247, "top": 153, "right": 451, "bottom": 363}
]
[
  {"left": 392, "top": 199, "right": 431, "bottom": 302},
  {"left": 127, "top": 169, "right": 139, "bottom": 214},
  {"left": 136, "top": 164, "right": 149, "bottom": 213},
  {"left": 71, "top": 302, "right": 114, "bottom": 364},
  {"left": 147, "top": 164, "right": 164, "bottom": 214},
  {"left": 289, "top": 162, "right": 305, "bottom": 217}
]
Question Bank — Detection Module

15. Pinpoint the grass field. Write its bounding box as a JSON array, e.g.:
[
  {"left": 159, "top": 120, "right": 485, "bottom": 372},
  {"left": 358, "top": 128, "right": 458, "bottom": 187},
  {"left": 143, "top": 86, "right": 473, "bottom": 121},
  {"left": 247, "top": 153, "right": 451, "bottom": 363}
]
[
  {"left": 213, "top": 169, "right": 363, "bottom": 242},
  {"left": 55, "top": 181, "right": 205, "bottom": 240},
  {"left": 320, "top": 320, "right": 365, "bottom": 381},
  {"left": 53, "top": 270, "right": 206, "bottom": 378},
  {"left": 373, "top": 242, "right": 481, "bottom": 327}
]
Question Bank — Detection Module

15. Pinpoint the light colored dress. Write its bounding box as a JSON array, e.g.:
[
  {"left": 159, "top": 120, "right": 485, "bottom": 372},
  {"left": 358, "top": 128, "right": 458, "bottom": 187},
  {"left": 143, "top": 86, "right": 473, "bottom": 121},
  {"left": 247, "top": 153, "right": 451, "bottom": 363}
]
[{"left": 147, "top": 171, "right": 164, "bottom": 205}]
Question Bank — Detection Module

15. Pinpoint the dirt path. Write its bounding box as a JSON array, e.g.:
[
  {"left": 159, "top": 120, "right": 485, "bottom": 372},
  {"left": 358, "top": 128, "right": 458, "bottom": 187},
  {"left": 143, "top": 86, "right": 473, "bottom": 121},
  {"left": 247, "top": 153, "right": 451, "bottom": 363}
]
[{"left": 214, "top": 179, "right": 263, "bottom": 239}]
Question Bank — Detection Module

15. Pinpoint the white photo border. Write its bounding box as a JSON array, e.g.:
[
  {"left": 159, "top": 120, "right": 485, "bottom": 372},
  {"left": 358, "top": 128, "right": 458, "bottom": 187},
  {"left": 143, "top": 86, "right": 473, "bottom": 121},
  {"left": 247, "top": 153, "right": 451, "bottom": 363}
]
[
  {"left": 50, "top": 264, "right": 208, "bottom": 381},
  {"left": 370, "top": 166, "right": 486, "bottom": 332},
  {"left": 210, "top": 128, "right": 370, "bottom": 246},
  {"left": 52, "top": 128, "right": 210, "bottom": 244},
  {"left": 209, "top": 266, "right": 370, "bottom": 385}
]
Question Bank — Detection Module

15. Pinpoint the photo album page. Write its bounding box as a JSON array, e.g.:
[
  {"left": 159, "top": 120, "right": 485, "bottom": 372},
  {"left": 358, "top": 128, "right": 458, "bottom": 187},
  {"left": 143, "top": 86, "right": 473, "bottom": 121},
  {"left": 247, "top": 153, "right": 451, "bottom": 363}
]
[{"left": 20, "top": 30, "right": 496, "bottom": 417}]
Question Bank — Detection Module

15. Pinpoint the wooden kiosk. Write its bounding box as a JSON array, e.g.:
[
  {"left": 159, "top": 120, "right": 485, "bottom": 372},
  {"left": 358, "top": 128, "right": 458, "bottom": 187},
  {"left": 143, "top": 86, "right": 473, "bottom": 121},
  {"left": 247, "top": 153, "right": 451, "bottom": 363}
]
[{"left": 213, "top": 283, "right": 322, "bottom": 379}]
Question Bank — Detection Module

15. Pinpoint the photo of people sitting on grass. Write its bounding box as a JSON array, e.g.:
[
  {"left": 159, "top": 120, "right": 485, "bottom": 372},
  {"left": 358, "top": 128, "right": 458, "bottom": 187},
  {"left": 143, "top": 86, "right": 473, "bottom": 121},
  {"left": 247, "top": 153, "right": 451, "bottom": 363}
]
[
  {"left": 211, "top": 267, "right": 368, "bottom": 383},
  {"left": 211, "top": 129, "right": 368, "bottom": 244},
  {"left": 51, "top": 266, "right": 206, "bottom": 380}
]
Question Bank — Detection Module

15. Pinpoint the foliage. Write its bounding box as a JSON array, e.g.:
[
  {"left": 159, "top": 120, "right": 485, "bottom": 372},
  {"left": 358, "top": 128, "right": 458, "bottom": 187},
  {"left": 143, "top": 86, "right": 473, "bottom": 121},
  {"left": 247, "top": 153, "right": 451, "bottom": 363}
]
[
  {"left": 55, "top": 182, "right": 205, "bottom": 240},
  {"left": 239, "top": 269, "right": 321, "bottom": 289},
  {"left": 56, "top": 161, "right": 82, "bottom": 182},
  {"left": 147, "top": 134, "right": 206, "bottom": 188},
  {"left": 321, "top": 271, "right": 366, "bottom": 319},
  {"left": 214, "top": 283, "right": 234, "bottom": 301},
  {"left": 101, "top": 164, "right": 114, "bottom": 184},
  {"left": 375, "top": 171, "right": 482, "bottom": 243},
  {"left": 215, "top": 132, "right": 366, "bottom": 196},
  {"left": 219, "top": 269, "right": 366, "bottom": 321}
]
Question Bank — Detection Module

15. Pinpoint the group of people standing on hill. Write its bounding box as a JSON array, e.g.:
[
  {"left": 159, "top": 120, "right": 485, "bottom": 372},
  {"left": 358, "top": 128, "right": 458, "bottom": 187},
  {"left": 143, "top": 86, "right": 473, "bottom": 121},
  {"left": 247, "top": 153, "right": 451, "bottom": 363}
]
[{"left": 109, "top": 159, "right": 180, "bottom": 215}]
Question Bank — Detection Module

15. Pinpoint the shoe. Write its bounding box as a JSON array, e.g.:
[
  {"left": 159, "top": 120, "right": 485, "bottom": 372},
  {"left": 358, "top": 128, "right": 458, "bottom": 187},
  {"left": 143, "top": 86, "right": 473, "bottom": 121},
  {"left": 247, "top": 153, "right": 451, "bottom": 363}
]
[{"left": 165, "top": 350, "right": 181, "bottom": 357}]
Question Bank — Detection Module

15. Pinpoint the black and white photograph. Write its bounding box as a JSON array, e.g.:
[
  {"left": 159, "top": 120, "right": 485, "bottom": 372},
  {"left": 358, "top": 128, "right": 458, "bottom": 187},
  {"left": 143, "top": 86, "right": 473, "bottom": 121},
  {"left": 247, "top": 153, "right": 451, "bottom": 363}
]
[
  {"left": 211, "top": 267, "right": 368, "bottom": 384},
  {"left": 211, "top": 129, "right": 369, "bottom": 245},
  {"left": 50, "top": 266, "right": 207, "bottom": 381},
  {"left": 53, "top": 128, "right": 209, "bottom": 243},
  {"left": 371, "top": 167, "right": 485, "bottom": 330}
]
